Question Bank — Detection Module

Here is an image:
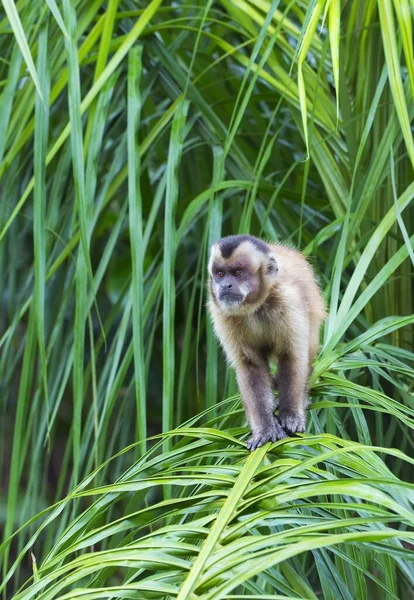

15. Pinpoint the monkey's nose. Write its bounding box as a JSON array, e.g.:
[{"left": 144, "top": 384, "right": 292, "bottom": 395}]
[{"left": 223, "top": 282, "right": 232, "bottom": 290}]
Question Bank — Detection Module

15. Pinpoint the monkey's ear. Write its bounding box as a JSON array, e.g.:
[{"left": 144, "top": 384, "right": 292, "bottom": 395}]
[{"left": 267, "top": 253, "right": 278, "bottom": 276}]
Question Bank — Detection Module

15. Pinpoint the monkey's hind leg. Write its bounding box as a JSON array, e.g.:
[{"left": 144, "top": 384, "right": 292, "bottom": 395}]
[
  {"left": 236, "top": 359, "right": 287, "bottom": 451},
  {"left": 270, "top": 373, "right": 279, "bottom": 408},
  {"left": 277, "top": 353, "right": 308, "bottom": 435}
]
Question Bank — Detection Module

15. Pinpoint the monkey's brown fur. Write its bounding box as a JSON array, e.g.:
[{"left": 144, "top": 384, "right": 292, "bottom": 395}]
[{"left": 207, "top": 235, "right": 326, "bottom": 451}]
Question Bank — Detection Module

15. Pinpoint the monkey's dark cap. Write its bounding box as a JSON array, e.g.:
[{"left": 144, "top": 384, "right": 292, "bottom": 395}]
[{"left": 218, "top": 235, "right": 270, "bottom": 259}]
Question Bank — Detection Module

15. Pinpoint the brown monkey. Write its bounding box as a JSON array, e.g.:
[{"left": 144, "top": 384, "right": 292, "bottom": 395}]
[{"left": 207, "top": 235, "right": 326, "bottom": 451}]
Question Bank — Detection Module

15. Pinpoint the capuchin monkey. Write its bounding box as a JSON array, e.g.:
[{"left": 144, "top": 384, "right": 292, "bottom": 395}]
[{"left": 207, "top": 234, "right": 326, "bottom": 451}]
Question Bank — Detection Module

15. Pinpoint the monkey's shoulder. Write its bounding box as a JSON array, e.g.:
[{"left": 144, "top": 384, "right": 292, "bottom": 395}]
[
  {"left": 269, "top": 241, "right": 309, "bottom": 262},
  {"left": 270, "top": 243, "right": 319, "bottom": 280}
]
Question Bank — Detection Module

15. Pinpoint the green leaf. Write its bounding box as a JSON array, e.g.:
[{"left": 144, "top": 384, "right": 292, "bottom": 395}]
[{"left": 2, "top": 0, "right": 44, "bottom": 101}]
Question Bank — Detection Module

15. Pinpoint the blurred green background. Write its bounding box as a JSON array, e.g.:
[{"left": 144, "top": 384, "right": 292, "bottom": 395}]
[{"left": 0, "top": 1, "right": 413, "bottom": 598}]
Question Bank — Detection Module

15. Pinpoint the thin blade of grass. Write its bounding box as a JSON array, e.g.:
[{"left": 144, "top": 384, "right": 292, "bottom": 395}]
[
  {"left": 0, "top": 47, "right": 22, "bottom": 166},
  {"left": 378, "top": 0, "right": 414, "bottom": 168},
  {"left": 62, "top": 0, "right": 90, "bottom": 485},
  {"left": 33, "top": 25, "right": 51, "bottom": 447},
  {"left": 2, "top": 0, "right": 44, "bottom": 101},
  {"left": 206, "top": 147, "right": 224, "bottom": 412},
  {"left": 44, "top": 0, "right": 69, "bottom": 38},
  {"left": 328, "top": 0, "right": 340, "bottom": 124},
  {"left": 127, "top": 46, "right": 147, "bottom": 454},
  {"left": 163, "top": 100, "right": 189, "bottom": 453},
  {"left": 297, "top": 0, "right": 325, "bottom": 157},
  {"left": 390, "top": 152, "right": 414, "bottom": 268}
]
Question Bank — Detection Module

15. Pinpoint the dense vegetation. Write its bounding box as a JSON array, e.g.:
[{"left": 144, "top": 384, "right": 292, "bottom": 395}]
[{"left": 0, "top": 1, "right": 413, "bottom": 598}]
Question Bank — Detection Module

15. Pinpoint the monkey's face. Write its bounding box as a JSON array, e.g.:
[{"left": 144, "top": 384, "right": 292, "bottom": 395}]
[
  {"left": 212, "top": 262, "right": 256, "bottom": 310},
  {"left": 208, "top": 236, "right": 278, "bottom": 314}
]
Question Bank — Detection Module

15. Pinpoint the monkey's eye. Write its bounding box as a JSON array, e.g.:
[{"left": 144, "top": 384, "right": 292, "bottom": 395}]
[
  {"left": 216, "top": 270, "right": 225, "bottom": 278},
  {"left": 233, "top": 269, "right": 242, "bottom": 277}
]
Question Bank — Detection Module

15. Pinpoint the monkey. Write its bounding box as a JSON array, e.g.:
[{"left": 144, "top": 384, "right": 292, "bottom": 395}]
[{"left": 207, "top": 234, "right": 327, "bottom": 451}]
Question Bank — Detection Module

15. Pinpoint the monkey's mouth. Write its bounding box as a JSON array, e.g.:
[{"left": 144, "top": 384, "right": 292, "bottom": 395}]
[{"left": 219, "top": 292, "right": 244, "bottom": 304}]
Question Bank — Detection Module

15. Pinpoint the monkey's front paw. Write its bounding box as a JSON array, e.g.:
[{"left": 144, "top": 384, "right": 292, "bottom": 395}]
[
  {"left": 279, "top": 410, "right": 306, "bottom": 435},
  {"left": 246, "top": 418, "right": 287, "bottom": 451}
]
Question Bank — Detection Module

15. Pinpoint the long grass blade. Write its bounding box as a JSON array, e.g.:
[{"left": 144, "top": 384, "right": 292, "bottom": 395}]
[
  {"left": 33, "top": 25, "right": 50, "bottom": 447},
  {"left": 127, "top": 46, "right": 147, "bottom": 453},
  {"left": 378, "top": 0, "right": 414, "bottom": 168},
  {"left": 163, "top": 100, "right": 189, "bottom": 451},
  {"left": 2, "top": 0, "right": 44, "bottom": 101}
]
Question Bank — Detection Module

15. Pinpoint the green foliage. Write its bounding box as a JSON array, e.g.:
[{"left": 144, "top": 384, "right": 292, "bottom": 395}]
[{"left": 0, "top": 0, "right": 413, "bottom": 598}]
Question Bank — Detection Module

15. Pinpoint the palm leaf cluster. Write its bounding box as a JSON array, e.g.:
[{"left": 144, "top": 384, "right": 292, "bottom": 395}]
[{"left": 0, "top": 0, "right": 413, "bottom": 598}]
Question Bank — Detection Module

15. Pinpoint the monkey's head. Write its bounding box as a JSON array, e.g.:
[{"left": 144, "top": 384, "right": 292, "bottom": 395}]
[{"left": 208, "top": 235, "right": 278, "bottom": 315}]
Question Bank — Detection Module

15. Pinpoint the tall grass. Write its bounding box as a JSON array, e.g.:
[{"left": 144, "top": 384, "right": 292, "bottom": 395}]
[{"left": 0, "top": 1, "right": 413, "bottom": 598}]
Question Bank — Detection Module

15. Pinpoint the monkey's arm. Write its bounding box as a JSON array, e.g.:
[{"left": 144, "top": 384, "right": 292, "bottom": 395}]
[
  {"left": 277, "top": 352, "right": 309, "bottom": 434},
  {"left": 235, "top": 357, "right": 287, "bottom": 451}
]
